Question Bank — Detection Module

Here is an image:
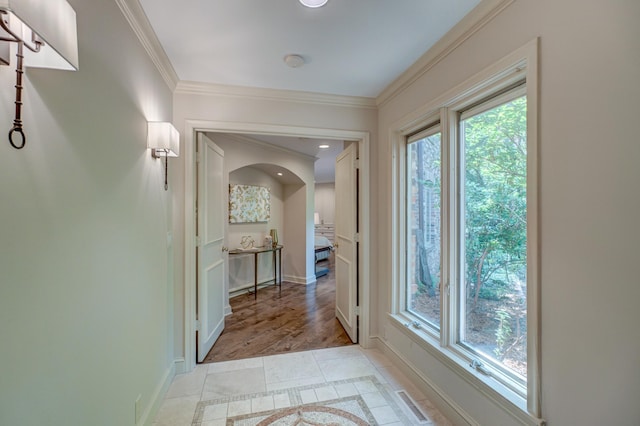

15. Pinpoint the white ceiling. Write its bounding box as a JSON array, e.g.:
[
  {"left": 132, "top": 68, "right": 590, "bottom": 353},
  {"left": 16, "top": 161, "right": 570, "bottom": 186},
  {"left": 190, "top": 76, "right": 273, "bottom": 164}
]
[
  {"left": 139, "top": 0, "right": 481, "bottom": 98},
  {"left": 139, "top": 0, "right": 482, "bottom": 181}
]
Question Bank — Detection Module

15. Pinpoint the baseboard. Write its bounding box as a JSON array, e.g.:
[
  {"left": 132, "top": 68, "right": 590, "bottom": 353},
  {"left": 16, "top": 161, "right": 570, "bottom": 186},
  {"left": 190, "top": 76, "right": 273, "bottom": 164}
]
[
  {"left": 224, "top": 304, "right": 232, "bottom": 316},
  {"left": 371, "top": 336, "right": 478, "bottom": 426},
  {"left": 140, "top": 361, "right": 176, "bottom": 426},
  {"left": 283, "top": 274, "right": 316, "bottom": 285}
]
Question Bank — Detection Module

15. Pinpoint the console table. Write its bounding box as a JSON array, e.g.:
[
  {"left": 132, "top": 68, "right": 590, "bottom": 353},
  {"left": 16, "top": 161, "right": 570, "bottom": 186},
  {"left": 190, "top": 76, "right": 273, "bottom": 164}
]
[{"left": 228, "top": 245, "right": 283, "bottom": 300}]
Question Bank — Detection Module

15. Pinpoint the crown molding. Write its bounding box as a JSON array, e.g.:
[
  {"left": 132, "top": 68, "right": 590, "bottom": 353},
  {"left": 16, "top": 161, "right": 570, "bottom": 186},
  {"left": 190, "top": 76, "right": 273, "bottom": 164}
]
[
  {"left": 209, "top": 133, "right": 318, "bottom": 162},
  {"left": 115, "top": 0, "right": 179, "bottom": 91},
  {"left": 376, "top": 0, "right": 515, "bottom": 107},
  {"left": 175, "top": 80, "right": 377, "bottom": 109}
]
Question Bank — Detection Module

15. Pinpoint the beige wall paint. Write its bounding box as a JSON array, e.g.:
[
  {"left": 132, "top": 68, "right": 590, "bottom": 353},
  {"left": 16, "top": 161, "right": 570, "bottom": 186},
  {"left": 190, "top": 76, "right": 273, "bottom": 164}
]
[
  {"left": 314, "top": 183, "right": 335, "bottom": 225},
  {"left": 0, "top": 0, "right": 175, "bottom": 424},
  {"left": 377, "top": 0, "right": 640, "bottom": 425}
]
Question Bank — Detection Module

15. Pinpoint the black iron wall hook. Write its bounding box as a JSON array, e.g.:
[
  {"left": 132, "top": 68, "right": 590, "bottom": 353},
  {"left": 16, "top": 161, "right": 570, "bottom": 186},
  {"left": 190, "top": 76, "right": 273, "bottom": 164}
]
[
  {"left": 8, "top": 40, "right": 25, "bottom": 149},
  {"left": 1, "top": 10, "right": 42, "bottom": 150}
]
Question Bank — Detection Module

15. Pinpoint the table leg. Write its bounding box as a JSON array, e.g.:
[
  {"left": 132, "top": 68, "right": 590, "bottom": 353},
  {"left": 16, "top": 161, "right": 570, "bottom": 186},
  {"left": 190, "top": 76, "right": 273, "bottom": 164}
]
[
  {"left": 254, "top": 252, "right": 258, "bottom": 300},
  {"left": 278, "top": 247, "right": 282, "bottom": 292}
]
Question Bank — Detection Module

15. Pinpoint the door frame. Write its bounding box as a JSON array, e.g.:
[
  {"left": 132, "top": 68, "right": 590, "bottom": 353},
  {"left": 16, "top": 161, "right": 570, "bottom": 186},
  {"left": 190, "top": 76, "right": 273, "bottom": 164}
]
[{"left": 183, "top": 119, "right": 371, "bottom": 372}]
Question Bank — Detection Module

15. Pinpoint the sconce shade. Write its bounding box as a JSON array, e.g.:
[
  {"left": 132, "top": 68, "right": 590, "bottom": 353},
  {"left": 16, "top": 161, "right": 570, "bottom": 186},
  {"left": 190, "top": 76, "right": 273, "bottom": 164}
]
[
  {"left": 0, "top": 0, "right": 79, "bottom": 70},
  {"left": 314, "top": 212, "right": 320, "bottom": 225},
  {"left": 147, "top": 122, "right": 180, "bottom": 158}
]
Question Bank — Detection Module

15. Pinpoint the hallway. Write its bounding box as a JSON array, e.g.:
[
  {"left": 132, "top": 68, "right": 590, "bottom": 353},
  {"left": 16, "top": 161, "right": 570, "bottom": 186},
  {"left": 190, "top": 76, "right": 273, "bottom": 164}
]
[{"left": 153, "top": 346, "right": 453, "bottom": 425}]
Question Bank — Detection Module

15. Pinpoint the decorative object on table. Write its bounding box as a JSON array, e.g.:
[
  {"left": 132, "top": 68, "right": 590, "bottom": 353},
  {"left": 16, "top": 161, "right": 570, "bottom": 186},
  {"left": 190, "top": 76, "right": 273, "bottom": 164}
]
[
  {"left": 240, "top": 235, "right": 254, "bottom": 250},
  {"left": 229, "top": 184, "right": 270, "bottom": 223},
  {"left": 264, "top": 235, "right": 273, "bottom": 248},
  {"left": 269, "top": 229, "right": 278, "bottom": 248}
]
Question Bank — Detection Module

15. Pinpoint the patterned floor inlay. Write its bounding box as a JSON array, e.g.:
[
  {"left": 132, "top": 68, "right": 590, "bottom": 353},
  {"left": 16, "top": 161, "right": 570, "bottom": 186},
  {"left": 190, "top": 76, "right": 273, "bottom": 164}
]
[
  {"left": 191, "top": 375, "right": 425, "bottom": 425},
  {"left": 232, "top": 397, "right": 372, "bottom": 425}
]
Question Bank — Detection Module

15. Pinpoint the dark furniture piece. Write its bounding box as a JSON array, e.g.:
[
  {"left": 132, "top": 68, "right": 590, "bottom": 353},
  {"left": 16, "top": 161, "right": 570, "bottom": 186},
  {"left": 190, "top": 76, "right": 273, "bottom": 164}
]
[{"left": 314, "top": 245, "right": 332, "bottom": 278}]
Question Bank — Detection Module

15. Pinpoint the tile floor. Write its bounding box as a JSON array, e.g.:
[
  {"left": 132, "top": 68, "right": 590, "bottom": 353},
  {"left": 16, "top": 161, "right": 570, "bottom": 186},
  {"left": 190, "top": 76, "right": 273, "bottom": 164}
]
[{"left": 153, "top": 346, "right": 453, "bottom": 426}]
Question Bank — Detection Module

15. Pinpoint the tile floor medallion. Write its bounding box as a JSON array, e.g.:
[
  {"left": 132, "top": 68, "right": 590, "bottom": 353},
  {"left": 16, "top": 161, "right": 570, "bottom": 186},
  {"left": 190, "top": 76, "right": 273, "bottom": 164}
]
[
  {"left": 154, "top": 347, "right": 453, "bottom": 426},
  {"left": 192, "top": 376, "right": 418, "bottom": 426}
]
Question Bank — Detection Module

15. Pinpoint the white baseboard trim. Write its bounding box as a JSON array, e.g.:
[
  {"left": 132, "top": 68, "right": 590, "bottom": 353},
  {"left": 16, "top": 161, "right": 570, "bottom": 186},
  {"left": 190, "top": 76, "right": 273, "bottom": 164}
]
[
  {"left": 283, "top": 274, "right": 315, "bottom": 285},
  {"left": 224, "top": 305, "right": 232, "bottom": 316},
  {"left": 140, "top": 361, "right": 176, "bottom": 426},
  {"left": 370, "top": 336, "right": 478, "bottom": 426}
]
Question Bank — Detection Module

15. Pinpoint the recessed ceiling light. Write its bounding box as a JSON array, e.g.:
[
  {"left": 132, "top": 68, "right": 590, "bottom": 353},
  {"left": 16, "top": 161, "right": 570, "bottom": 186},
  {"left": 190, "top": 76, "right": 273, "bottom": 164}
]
[
  {"left": 319, "top": 144, "right": 330, "bottom": 149},
  {"left": 277, "top": 172, "right": 283, "bottom": 176},
  {"left": 299, "top": 0, "right": 328, "bottom": 8}
]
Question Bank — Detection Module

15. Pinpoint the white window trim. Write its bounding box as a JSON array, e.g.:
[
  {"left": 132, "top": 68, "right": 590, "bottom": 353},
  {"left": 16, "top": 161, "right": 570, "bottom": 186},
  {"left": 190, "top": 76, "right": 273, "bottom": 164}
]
[{"left": 390, "top": 38, "right": 541, "bottom": 424}]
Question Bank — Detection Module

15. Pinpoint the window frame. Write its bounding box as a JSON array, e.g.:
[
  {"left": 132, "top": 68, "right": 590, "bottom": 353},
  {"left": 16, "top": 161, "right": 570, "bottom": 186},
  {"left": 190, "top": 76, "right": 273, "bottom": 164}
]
[
  {"left": 390, "top": 39, "right": 540, "bottom": 422},
  {"left": 405, "top": 122, "right": 443, "bottom": 334}
]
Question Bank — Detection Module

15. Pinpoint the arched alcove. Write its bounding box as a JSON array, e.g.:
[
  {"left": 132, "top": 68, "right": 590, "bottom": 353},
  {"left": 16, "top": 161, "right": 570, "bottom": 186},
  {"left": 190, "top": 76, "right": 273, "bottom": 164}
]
[{"left": 227, "top": 163, "right": 308, "bottom": 294}]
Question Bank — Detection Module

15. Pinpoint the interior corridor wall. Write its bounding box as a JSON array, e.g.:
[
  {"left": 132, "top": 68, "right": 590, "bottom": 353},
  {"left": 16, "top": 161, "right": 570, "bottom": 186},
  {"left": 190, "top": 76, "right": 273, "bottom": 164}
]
[
  {"left": 376, "top": 0, "right": 640, "bottom": 424},
  {"left": 0, "top": 0, "right": 175, "bottom": 424}
]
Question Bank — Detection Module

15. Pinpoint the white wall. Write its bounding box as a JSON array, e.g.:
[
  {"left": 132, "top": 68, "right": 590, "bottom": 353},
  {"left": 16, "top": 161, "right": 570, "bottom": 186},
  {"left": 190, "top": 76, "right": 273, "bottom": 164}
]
[
  {"left": 314, "top": 183, "right": 335, "bottom": 225},
  {"left": 0, "top": 0, "right": 175, "bottom": 424},
  {"left": 283, "top": 183, "right": 311, "bottom": 283},
  {"left": 376, "top": 1, "right": 640, "bottom": 425},
  {"left": 228, "top": 166, "right": 284, "bottom": 293}
]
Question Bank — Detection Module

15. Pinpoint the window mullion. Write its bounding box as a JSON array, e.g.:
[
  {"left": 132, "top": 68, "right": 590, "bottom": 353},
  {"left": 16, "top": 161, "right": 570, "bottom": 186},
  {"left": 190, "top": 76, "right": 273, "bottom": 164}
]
[{"left": 440, "top": 107, "right": 451, "bottom": 348}]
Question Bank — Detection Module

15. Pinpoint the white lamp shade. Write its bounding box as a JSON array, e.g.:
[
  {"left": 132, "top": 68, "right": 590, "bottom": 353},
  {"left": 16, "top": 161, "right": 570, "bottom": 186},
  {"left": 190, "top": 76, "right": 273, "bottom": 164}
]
[
  {"left": 0, "top": 0, "right": 79, "bottom": 70},
  {"left": 314, "top": 212, "right": 320, "bottom": 225},
  {"left": 147, "top": 122, "right": 180, "bottom": 157}
]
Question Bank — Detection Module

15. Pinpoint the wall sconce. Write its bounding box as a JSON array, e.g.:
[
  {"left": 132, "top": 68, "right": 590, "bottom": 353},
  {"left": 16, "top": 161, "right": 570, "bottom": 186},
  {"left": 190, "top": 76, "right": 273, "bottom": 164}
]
[
  {"left": 147, "top": 122, "right": 180, "bottom": 191},
  {"left": 0, "top": 0, "right": 79, "bottom": 149}
]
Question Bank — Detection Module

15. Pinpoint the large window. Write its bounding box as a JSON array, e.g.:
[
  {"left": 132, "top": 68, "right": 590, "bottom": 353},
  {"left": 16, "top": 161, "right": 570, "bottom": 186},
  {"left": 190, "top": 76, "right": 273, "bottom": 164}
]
[
  {"left": 398, "top": 50, "right": 538, "bottom": 417},
  {"left": 459, "top": 88, "right": 528, "bottom": 382}
]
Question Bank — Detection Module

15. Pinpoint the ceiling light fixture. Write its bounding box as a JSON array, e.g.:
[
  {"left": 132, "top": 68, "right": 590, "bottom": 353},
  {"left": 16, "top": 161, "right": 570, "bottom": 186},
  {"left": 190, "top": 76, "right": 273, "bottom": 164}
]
[
  {"left": 319, "top": 144, "right": 330, "bottom": 149},
  {"left": 277, "top": 172, "right": 283, "bottom": 176},
  {"left": 299, "top": 0, "right": 328, "bottom": 8},
  {"left": 284, "top": 54, "right": 304, "bottom": 68}
]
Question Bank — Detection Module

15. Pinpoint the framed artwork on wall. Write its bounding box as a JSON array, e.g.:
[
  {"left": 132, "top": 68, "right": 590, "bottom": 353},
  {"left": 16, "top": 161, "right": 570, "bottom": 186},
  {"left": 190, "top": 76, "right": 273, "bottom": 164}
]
[{"left": 229, "top": 184, "right": 270, "bottom": 223}]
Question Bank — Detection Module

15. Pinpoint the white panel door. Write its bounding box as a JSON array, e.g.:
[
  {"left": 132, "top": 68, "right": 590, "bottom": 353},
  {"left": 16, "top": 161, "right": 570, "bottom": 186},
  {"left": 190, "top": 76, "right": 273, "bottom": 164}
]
[
  {"left": 197, "top": 135, "right": 226, "bottom": 362},
  {"left": 334, "top": 143, "right": 358, "bottom": 343}
]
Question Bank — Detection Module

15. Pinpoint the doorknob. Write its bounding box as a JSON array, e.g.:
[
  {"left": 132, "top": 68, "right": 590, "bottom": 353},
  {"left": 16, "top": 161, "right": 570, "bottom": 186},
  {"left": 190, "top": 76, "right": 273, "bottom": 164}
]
[
  {"left": 333, "top": 243, "right": 339, "bottom": 249},
  {"left": 222, "top": 246, "right": 229, "bottom": 252}
]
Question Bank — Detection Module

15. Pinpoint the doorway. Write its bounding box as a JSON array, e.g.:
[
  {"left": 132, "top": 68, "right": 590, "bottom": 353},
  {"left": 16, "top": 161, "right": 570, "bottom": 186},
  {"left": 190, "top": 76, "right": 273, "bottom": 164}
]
[{"left": 182, "top": 120, "right": 371, "bottom": 372}]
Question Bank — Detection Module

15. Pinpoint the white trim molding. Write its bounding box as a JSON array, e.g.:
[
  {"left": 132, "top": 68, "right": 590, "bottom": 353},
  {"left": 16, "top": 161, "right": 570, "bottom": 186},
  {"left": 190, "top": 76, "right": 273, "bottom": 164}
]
[
  {"left": 114, "top": 0, "right": 179, "bottom": 90},
  {"left": 376, "top": 0, "right": 515, "bottom": 107},
  {"left": 283, "top": 274, "right": 317, "bottom": 285},
  {"left": 138, "top": 362, "right": 175, "bottom": 426},
  {"left": 175, "top": 81, "right": 377, "bottom": 109}
]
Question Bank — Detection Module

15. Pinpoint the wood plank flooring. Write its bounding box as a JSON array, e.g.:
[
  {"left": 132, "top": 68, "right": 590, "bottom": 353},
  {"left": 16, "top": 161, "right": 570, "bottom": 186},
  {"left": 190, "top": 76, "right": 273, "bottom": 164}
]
[{"left": 201, "top": 256, "right": 353, "bottom": 363}]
